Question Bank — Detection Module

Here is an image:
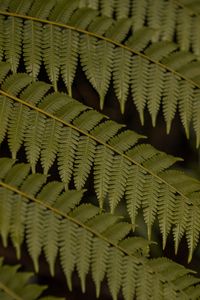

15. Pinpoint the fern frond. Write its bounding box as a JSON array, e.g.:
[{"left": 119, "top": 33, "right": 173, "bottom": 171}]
[
  {"left": 0, "top": 5, "right": 200, "bottom": 143},
  {"left": 1, "top": 158, "right": 200, "bottom": 299},
  {"left": 131, "top": 56, "right": 149, "bottom": 125},
  {"left": 160, "top": 0, "right": 176, "bottom": 41},
  {"left": 177, "top": 8, "right": 191, "bottom": 52},
  {"left": 1, "top": 67, "right": 200, "bottom": 257},
  {"left": 61, "top": 29, "right": 79, "bottom": 96},
  {"left": 162, "top": 72, "right": 179, "bottom": 134},
  {"left": 0, "top": 258, "right": 64, "bottom": 300},
  {"left": 113, "top": 47, "right": 131, "bottom": 113},
  {"left": 43, "top": 25, "right": 61, "bottom": 91},
  {"left": 131, "top": 0, "right": 147, "bottom": 30},
  {"left": 147, "top": 64, "right": 164, "bottom": 126},
  {"left": 4, "top": 16, "right": 22, "bottom": 73},
  {"left": 147, "top": 0, "right": 163, "bottom": 42},
  {"left": 23, "top": 20, "right": 43, "bottom": 79}
]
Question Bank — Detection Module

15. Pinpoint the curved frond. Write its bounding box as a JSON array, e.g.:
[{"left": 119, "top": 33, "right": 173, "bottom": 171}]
[
  {"left": 0, "top": 2, "right": 200, "bottom": 144},
  {"left": 0, "top": 66, "right": 200, "bottom": 260},
  {"left": 1, "top": 158, "right": 200, "bottom": 299}
]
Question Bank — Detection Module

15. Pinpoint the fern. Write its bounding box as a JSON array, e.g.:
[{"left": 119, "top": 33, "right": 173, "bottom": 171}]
[
  {"left": 0, "top": 64, "right": 200, "bottom": 262},
  {"left": 0, "top": 1, "right": 200, "bottom": 299},
  {"left": 1, "top": 158, "right": 200, "bottom": 299},
  {"left": 0, "top": 257, "right": 63, "bottom": 300},
  {"left": 0, "top": 1, "right": 200, "bottom": 144}
]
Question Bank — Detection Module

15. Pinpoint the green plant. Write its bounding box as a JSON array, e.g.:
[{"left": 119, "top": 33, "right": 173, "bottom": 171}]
[{"left": 0, "top": 0, "right": 200, "bottom": 299}]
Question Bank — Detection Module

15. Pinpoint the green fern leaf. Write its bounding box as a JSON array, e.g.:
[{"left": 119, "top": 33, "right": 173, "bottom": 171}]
[
  {"left": 131, "top": 0, "right": 147, "bottom": 30},
  {"left": 115, "top": 0, "right": 130, "bottom": 19},
  {"left": 103, "top": 221, "right": 131, "bottom": 243},
  {"left": 158, "top": 184, "right": 176, "bottom": 249},
  {"left": 126, "top": 165, "right": 146, "bottom": 228},
  {"left": 73, "top": 110, "right": 104, "bottom": 131},
  {"left": 61, "top": 29, "right": 79, "bottom": 96},
  {"left": 11, "top": 173, "right": 46, "bottom": 259},
  {"left": 191, "top": 15, "right": 200, "bottom": 58},
  {"left": 0, "top": 157, "right": 15, "bottom": 179},
  {"left": 2, "top": 72, "right": 32, "bottom": 95},
  {"left": 131, "top": 56, "right": 149, "bottom": 125},
  {"left": 142, "top": 152, "right": 182, "bottom": 173},
  {"left": 43, "top": 211, "right": 60, "bottom": 276},
  {"left": 41, "top": 119, "right": 62, "bottom": 175},
  {"left": 143, "top": 175, "right": 160, "bottom": 240},
  {"left": 69, "top": 7, "right": 98, "bottom": 29},
  {"left": 94, "top": 145, "right": 113, "bottom": 208},
  {"left": 178, "top": 81, "right": 194, "bottom": 138},
  {"left": 100, "top": 0, "right": 115, "bottom": 18},
  {"left": 147, "top": 64, "right": 164, "bottom": 126},
  {"left": 193, "top": 89, "right": 200, "bottom": 147},
  {"left": 107, "top": 248, "right": 123, "bottom": 300},
  {"left": 91, "top": 120, "right": 123, "bottom": 142},
  {"left": 186, "top": 200, "right": 200, "bottom": 263},
  {"left": 161, "top": 51, "right": 195, "bottom": 70},
  {"left": 25, "top": 110, "right": 46, "bottom": 173},
  {"left": 160, "top": 0, "right": 176, "bottom": 41},
  {"left": 59, "top": 219, "right": 77, "bottom": 291},
  {"left": 80, "top": 35, "right": 113, "bottom": 109},
  {"left": 0, "top": 258, "right": 64, "bottom": 300},
  {"left": 136, "top": 264, "right": 153, "bottom": 299},
  {"left": 122, "top": 256, "right": 137, "bottom": 300},
  {"left": 0, "top": 16, "right": 4, "bottom": 61},
  {"left": 162, "top": 72, "right": 179, "bottom": 134},
  {"left": 54, "top": 189, "right": 84, "bottom": 213},
  {"left": 147, "top": 0, "right": 163, "bottom": 42},
  {"left": 92, "top": 238, "right": 108, "bottom": 298},
  {"left": 0, "top": 96, "right": 12, "bottom": 144},
  {"left": 23, "top": 21, "right": 43, "bottom": 79},
  {"left": 28, "top": 0, "right": 55, "bottom": 19},
  {"left": 177, "top": 8, "right": 191, "bottom": 52},
  {"left": 76, "top": 228, "right": 92, "bottom": 293},
  {"left": 113, "top": 47, "right": 131, "bottom": 113},
  {"left": 7, "top": 102, "right": 29, "bottom": 159},
  {"left": 58, "top": 127, "right": 79, "bottom": 189},
  {"left": 26, "top": 202, "right": 45, "bottom": 273},
  {"left": 1, "top": 67, "right": 200, "bottom": 260},
  {"left": 43, "top": 25, "right": 62, "bottom": 91},
  {"left": 173, "top": 195, "right": 188, "bottom": 254},
  {"left": 126, "top": 27, "right": 155, "bottom": 52},
  {"left": 88, "top": 15, "right": 113, "bottom": 35},
  {"left": 0, "top": 189, "right": 12, "bottom": 247},
  {"left": 108, "top": 156, "right": 130, "bottom": 213},
  {"left": 4, "top": 162, "right": 30, "bottom": 187},
  {"left": 69, "top": 203, "right": 99, "bottom": 223},
  {"left": 74, "top": 136, "right": 96, "bottom": 190},
  {"left": 1, "top": 158, "right": 200, "bottom": 298},
  {"left": 49, "top": 0, "right": 79, "bottom": 23},
  {"left": 86, "top": 213, "right": 121, "bottom": 232},
  {"left": 119, "top": 237, "right": 151, "bottom": 257},
  {"left": 105, "top": 18, "right": 131, "bottom": 43},
  {"left": 145, "top": 41, "right": 178, "bottom": 61},
  {"left": 0, "top": 62, "right": 10, "bottom": 84},
  {"left": 4, "top": 17, "right": 23, "bottom": 72}
]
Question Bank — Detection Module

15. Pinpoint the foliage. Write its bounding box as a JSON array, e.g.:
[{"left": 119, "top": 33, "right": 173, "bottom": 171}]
[{"left": 0, "top": 0, "right": 200, "bottom": 299}]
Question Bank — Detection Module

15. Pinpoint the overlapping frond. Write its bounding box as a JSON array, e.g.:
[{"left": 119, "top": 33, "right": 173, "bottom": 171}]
[
  {"left": 0, "top": 1, "right": 200, "bottom": 144},
  {"left": 0, "top": 257, "right": 63, "bottom": 300},
  {"left": 1, "top": 158, "right": 200, "bottom": 300},
  {"left": 0, "top": 65, "right": 200, "bottom": 260}
]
